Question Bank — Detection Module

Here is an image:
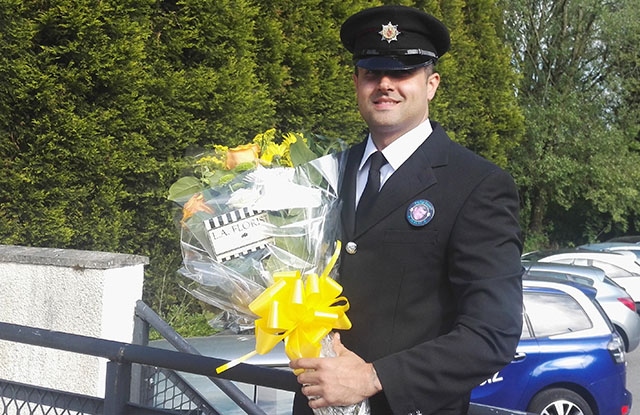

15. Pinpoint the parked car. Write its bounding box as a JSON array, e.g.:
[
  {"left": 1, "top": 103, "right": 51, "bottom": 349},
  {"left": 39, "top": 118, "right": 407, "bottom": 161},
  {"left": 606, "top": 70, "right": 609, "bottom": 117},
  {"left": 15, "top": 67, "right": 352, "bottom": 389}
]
[
  {"left": 607, "top": 236, "right": 640, "bottom": 244},
  {"left": 521, "top": 249, "right": 575, "bottom": 264},
  {"left": 471, "top": 279, "right": 632, "bottom": 415},
  {"left": 531, "top": 250, "right": 640, "bottom": 308},
  {"left": 150, "top": 335, "right": 533, "bottom": 415},
  {"left": 580, "top": 242, "right": 640, "bottom": 262},
  {"left": 150, "top": 281, "right": 632, "bottom": 415},
  {"left": 523, "top": 262, "right": 640, "bottom": 352}
]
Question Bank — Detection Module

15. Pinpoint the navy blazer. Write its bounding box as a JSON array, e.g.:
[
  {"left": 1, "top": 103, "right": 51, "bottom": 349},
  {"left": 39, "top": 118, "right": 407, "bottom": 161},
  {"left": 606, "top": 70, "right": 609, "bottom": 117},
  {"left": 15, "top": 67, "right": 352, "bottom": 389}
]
[{"left": 293, "top": 122, "right": 523, "bottom": 415}]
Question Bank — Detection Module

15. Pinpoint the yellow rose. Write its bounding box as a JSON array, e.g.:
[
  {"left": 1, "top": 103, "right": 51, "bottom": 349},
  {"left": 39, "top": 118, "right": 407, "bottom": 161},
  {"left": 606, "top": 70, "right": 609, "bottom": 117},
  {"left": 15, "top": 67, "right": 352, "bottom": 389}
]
[{"left": 225, "top": 143, "right": 260, "bottom": 170}]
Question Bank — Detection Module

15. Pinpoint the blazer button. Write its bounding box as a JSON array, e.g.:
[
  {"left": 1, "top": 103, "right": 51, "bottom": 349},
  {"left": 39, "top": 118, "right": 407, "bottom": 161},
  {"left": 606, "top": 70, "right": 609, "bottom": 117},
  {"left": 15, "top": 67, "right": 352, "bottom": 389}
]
[{"left": 345, "top": 241, "right": 357, "bottom": 254}]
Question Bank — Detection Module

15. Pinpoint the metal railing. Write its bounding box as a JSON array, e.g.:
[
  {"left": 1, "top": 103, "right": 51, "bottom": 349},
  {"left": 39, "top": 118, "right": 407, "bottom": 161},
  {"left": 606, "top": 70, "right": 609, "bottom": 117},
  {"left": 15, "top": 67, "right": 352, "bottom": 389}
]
[
  {"left": 0, "top": 300, "right": 531, "bottom": 415},
  {"left": 0, "top": 301, "right": 298, "bottom": 415},
  {"left": 133, "top": 301, "right": 268, "bottom": 414}
]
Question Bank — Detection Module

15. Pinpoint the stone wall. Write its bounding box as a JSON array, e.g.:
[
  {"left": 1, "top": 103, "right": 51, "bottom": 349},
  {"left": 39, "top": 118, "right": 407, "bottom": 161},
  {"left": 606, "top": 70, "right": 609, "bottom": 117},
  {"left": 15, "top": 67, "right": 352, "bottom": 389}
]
[{"left": 0, "top": 245, "right": 148, "bottom": 397}]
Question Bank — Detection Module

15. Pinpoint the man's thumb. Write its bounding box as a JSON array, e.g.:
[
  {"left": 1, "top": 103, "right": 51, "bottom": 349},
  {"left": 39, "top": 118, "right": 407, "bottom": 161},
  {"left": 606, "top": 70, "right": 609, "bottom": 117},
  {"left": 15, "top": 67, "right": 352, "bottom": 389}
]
[{"left": 332, "top": 332, "right": 348, "bottom": 355}]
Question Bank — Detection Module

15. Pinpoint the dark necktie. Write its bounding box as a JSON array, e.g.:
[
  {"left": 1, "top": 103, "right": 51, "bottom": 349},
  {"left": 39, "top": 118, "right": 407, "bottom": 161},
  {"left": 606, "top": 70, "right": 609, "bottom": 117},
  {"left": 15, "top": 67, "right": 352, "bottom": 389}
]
[{"left": 356, "top": 151, "right": 387, "bottom": 227}]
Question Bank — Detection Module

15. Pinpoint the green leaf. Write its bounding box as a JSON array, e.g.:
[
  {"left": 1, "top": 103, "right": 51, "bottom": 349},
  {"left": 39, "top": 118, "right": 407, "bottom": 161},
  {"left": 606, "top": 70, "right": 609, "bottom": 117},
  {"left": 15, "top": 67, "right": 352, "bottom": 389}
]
[
  {"left": 167, "top": 176, "right": 204, "bottom": 202},
  {"left": 289, "top": 137, "right": 318, "bottom": 166}
]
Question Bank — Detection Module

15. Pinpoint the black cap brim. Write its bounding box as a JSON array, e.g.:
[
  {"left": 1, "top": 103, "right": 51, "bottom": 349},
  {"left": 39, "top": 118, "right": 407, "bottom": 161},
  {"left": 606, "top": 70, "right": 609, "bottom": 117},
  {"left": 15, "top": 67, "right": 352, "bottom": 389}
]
[{"left": 356, "top": 56, "right": 435, "bottom": 71}]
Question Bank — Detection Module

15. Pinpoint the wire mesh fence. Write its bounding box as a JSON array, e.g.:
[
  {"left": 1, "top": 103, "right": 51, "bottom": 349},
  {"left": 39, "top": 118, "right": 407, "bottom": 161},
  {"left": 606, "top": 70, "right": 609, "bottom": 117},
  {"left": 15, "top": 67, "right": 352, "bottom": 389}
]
[
  {"left": 0, "top": 365, "right": 221, "bottom": 415},
  {"left": 0, "top": 379, "right": 103, "bottom": 415},
  {"left": 139, "top": 365, "right": 219, "bottom": 415}
]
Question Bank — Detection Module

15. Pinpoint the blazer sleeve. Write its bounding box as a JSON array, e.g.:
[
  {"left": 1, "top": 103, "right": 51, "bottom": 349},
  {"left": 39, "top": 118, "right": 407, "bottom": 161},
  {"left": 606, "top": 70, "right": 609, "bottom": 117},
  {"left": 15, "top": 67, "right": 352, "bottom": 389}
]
[{"left": 373, "top": 168, "right": 524, "bottom": 414}]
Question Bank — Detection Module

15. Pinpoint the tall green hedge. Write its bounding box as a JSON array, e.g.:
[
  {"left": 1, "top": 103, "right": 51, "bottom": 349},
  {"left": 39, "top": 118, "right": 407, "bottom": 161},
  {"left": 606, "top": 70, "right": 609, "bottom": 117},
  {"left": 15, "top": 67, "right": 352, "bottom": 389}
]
[
  {"left": 0, "top": 0, "right": 152, "bottom": 251},
  {"left": 0, "top": 0, "right": 524, "bottom": 317}
]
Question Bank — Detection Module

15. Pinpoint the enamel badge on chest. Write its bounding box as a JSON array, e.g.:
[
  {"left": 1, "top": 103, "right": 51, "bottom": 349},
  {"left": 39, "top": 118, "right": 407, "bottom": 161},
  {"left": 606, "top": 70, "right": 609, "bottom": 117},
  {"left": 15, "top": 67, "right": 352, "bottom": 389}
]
[
  {"left": 407, "top": 199, "right": 435, "bottom": 227},
  {"left": 379, "top": 22, "right": 401, "bottom": 43}
]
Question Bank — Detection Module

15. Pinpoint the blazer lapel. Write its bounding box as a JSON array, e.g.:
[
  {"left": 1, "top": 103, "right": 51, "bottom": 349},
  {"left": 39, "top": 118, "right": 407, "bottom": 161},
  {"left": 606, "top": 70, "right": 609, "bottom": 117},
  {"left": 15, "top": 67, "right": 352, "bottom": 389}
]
[
  {"left": 340, "top": 142, "right": 366, "bottom": 239},
  {"left": 353, "top": 124, "right": 451, "bottom": 236}
]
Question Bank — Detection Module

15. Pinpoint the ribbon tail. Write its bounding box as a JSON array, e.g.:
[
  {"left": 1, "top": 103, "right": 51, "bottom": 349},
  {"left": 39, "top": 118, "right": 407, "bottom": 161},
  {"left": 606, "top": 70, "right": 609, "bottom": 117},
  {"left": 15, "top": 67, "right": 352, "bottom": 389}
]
[
  {"left": 216, "top": 350, "right": 258, "bottom": 374},
  {"left": 320, "top": 240, "right": 341, "bottom": 279}
]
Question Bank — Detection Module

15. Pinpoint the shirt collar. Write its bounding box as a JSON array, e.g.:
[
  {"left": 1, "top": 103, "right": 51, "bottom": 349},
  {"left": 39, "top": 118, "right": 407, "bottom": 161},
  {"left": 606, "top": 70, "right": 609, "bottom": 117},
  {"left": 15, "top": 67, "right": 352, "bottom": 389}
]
[{"left": 359, "top": 120, "right": 433, "bottom": 172}]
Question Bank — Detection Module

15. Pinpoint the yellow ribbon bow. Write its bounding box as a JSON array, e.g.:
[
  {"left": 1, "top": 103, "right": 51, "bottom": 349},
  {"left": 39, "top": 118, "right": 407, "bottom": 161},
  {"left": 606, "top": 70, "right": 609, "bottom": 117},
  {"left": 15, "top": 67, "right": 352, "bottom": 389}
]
[{"left": 216, "top": 240, "right": 351, "bottom": 373}]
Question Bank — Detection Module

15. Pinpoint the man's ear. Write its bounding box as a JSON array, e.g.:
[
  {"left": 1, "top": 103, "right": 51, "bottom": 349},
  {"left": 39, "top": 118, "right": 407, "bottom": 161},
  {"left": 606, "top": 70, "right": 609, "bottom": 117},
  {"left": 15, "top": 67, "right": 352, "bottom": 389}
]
[{"left": 427, "top": 72, "right": 440, "bottom": 101}]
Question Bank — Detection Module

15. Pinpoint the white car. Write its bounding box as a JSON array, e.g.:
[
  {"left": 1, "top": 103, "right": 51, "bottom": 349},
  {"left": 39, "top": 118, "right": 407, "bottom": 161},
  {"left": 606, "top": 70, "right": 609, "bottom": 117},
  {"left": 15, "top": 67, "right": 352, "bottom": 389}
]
[{"left": 536, "top": 250, "right": 640, "bottom": 308}]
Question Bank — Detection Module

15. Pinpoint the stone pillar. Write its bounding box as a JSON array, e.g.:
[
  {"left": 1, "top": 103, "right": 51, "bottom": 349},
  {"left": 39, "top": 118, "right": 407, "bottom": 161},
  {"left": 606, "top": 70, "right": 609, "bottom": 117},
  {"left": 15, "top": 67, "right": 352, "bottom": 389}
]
[{"left": 0, "top": 245, "right": 148, "bottom": 397}]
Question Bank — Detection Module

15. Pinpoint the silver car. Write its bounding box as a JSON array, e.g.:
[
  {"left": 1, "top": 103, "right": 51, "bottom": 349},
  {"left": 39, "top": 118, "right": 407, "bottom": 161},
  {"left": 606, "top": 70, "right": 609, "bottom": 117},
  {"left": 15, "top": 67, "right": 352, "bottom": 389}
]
[
  {"left": 533, "top": 250, "right": 640, "bottom": 308},
  {"left": 523, "top": 261, "right": 640, "bottom": 352}
]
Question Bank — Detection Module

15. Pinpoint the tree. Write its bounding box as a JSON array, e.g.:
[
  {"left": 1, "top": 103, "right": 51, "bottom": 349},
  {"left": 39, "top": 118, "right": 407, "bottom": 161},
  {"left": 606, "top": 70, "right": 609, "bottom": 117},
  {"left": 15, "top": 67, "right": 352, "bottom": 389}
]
[
  {"left": 424, "top": 0, "right": 525, "bottom": 167},
  {"left": 500, "top": 0, "right": 640, "bottom": 247},
  {"left": 602, "top": 0, "right": 640, "bottom": 151},
  {"left": 598, "top": 0, "right": 640, "bottom": 237}
]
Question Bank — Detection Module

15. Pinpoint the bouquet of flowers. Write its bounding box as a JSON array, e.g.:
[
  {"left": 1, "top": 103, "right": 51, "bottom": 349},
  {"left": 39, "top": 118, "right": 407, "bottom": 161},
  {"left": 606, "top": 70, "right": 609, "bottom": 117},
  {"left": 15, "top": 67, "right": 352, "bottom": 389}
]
[{"left": 168, "top": 129, "right": 369, "bottom": 415}]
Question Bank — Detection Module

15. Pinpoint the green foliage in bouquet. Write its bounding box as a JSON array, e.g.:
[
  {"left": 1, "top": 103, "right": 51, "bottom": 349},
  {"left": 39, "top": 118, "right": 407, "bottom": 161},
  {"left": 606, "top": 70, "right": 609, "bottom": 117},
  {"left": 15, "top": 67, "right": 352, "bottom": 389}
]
[
  {"left": 167, "top": 128, "right": 344, "bottom": 208},
  {"left": 168, "top": 129, "right": 346, "bottom": 324}
]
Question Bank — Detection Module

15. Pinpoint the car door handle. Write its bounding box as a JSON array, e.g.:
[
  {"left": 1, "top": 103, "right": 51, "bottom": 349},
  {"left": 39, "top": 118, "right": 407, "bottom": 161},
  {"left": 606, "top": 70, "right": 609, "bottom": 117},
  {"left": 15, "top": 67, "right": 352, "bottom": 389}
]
[{"left": 513, "top": 352, "right": 526, "bottom": 361}]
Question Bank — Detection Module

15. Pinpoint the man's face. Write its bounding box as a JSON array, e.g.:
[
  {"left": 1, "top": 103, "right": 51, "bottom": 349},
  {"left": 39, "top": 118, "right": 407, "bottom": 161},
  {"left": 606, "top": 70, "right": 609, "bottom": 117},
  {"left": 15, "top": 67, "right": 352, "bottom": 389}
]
[{"left": 353, "top": 66, "right": 440, "bottom": 146}]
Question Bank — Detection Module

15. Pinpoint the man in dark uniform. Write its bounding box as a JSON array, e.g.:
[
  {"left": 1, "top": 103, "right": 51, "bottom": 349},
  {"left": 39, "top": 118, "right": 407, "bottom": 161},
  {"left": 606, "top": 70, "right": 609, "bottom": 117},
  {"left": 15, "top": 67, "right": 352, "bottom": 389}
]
[{"left": 291, "top": 5, "right": 523, "bottom": 415}]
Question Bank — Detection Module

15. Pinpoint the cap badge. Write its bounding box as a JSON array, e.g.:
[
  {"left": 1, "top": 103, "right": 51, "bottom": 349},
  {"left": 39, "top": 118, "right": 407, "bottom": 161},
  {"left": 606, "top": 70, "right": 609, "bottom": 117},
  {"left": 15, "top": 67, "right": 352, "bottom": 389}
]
[
  {"left": 379, "top": 22, "right": 401, "bottom": 43},
  {"left": 406, "top": 199, "right": 435, "bottom": 227}
]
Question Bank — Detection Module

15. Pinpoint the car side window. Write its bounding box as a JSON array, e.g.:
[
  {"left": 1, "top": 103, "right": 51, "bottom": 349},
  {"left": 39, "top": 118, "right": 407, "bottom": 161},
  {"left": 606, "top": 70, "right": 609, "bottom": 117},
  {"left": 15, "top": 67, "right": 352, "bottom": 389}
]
[
  {"left": 531, "top": 271, "right": 594, "bottom": 286},
  {"left": 570, "top": 258, "right": 588, "bottom": 267},
  {"left": 588, "top": 260, "right": 634, "bottom": 278},
  {"left": 524, "top": 292, "right": 592, "bottom": 337},
  {"left": 565, "top": 274, "right": 594, "bottom": 286}
]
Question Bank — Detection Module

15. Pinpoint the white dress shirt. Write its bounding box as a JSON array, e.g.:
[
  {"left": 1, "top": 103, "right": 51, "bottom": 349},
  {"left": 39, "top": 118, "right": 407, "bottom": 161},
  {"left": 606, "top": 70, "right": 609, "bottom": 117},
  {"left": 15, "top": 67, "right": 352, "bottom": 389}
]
[{"left": 356, "top": 120, "right": 433, "bottom": 207}]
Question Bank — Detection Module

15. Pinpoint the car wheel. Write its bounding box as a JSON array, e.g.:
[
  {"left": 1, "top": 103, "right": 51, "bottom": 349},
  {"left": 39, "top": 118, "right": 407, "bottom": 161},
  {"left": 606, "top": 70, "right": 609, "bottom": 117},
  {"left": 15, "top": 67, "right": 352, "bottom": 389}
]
[
  {"left": 614, "top": 325, "right": 630, "bottom": 352},
  {"left": 527, "top": 388, "right": 593, "bottom": 415}
]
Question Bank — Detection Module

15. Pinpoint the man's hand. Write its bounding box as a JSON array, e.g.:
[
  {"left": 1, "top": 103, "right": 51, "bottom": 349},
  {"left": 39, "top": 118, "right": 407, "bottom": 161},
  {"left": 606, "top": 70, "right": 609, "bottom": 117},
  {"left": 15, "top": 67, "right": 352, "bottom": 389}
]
[{"left": 289, "top": 332, "right": 383, "bottom": 409}]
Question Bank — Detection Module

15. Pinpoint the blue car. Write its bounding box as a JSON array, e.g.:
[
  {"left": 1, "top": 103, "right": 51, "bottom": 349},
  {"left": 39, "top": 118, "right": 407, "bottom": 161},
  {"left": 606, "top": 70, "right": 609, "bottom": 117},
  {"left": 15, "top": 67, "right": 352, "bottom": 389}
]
[{"left": 471, "top": 280, "right": 632, "bottom": 415}]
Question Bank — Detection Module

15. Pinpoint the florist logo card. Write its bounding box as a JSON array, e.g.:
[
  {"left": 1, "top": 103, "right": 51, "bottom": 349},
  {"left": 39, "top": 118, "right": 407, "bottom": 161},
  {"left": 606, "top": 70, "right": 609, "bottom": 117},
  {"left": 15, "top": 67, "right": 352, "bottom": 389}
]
[{"left": 204, "top": 207, "right": 273, "bottom": 262}]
